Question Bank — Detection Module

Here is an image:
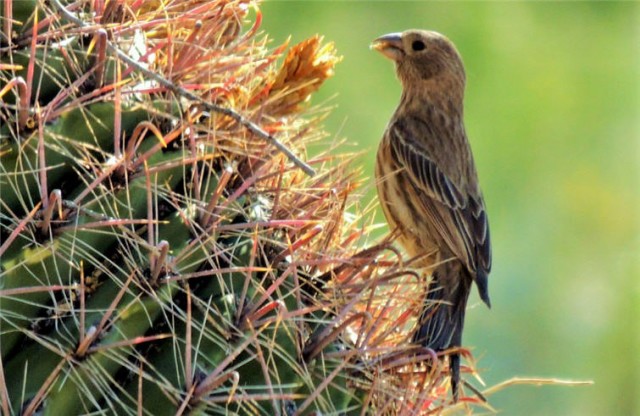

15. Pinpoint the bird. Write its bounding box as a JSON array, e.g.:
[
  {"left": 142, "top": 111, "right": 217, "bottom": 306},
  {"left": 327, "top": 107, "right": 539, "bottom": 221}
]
[{"left": 371, "top": 29, "right": 491, "bottom": 400}]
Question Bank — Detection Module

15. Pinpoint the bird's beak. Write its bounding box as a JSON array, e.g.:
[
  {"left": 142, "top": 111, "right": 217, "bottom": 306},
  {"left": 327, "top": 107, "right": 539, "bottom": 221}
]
[{"left": 371, "top": 33, "right": 404, "bottom": 61}]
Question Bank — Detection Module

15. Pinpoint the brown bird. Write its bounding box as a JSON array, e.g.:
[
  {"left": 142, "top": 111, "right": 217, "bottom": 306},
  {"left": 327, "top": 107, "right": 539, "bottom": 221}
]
[{"left": 372, "top": 29, "right": 491, "bottom": 400}]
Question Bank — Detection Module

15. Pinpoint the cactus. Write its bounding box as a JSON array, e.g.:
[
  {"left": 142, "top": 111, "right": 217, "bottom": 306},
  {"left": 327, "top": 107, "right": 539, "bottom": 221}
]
[{"left": 1, "top": 1, "right": 486, "bottom": 415}]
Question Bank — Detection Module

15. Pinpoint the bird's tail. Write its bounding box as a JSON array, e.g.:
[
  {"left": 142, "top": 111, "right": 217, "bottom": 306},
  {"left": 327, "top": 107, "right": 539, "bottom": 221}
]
[{"left": 412, "top": 268, "right": 472, "bottom": 400}]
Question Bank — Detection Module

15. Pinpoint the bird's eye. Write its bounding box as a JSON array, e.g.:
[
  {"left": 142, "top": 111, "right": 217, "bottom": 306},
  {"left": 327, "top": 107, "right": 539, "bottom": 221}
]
[{"left": 411, "top": 40, "right": 425, "bottom": 51}]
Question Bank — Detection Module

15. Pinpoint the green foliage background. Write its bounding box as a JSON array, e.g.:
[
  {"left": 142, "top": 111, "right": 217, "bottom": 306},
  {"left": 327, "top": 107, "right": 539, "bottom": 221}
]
[{"left": 262, "top": 1, "right": 639, "bottom": 415}]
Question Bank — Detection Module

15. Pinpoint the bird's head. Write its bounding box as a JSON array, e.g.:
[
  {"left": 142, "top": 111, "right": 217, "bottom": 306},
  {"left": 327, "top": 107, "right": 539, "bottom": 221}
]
[{"left": 371, "top": 30, "right": 466, "bottom": 97}]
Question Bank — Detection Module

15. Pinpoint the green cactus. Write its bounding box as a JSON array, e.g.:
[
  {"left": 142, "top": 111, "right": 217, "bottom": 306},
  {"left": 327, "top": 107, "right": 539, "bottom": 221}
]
[{"left": 0, "top": 1, "right": 483, "bottom": 415}]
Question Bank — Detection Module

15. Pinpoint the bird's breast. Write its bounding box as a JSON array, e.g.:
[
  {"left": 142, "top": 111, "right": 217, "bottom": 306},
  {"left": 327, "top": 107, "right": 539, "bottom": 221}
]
[{"left": 375, "top": 136, "right": 442, "bottom": 264}]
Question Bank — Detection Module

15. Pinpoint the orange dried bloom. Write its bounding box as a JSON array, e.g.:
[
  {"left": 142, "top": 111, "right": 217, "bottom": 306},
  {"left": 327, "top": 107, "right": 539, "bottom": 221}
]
[{"left": 258, "top": 35, "right": 341, "bottom": 115}]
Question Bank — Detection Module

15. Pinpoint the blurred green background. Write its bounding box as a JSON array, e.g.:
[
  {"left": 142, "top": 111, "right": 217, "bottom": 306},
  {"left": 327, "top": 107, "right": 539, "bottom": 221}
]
[{"left": 261, "top": 1, "right": 639, "bottom": 415}]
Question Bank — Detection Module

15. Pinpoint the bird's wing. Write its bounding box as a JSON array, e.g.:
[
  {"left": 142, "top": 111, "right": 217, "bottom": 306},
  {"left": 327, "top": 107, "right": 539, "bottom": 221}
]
[{"left": 388, "top": 118, "right": 491, "bottom": 305}]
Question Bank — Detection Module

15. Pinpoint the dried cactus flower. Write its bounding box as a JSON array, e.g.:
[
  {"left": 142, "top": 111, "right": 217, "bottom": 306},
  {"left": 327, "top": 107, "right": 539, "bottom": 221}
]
[{"left": 254, "top": 35, "right": 341, "bottom": 115}]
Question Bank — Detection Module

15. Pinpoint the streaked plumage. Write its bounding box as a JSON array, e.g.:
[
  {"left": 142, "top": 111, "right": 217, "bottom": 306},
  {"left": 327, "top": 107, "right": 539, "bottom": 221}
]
[{"left": 372, "top": 29, "right": 491, "bottom": 400}]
